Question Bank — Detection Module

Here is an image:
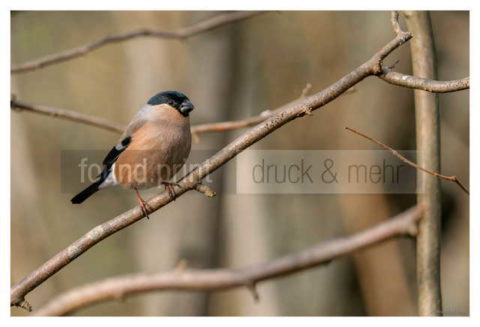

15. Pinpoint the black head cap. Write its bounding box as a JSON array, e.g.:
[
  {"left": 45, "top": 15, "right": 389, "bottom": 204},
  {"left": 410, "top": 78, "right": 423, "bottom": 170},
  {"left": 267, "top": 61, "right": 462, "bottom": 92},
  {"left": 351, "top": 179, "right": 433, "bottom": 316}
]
[{"left": 147, "top": 91, "right": 194, "bottom": 117}]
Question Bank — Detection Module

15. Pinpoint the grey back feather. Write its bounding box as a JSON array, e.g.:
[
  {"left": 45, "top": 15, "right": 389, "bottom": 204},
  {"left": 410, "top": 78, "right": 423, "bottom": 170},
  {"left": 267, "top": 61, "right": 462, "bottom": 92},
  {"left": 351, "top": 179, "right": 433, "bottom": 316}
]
[{"left": 121, "top": 104, "right": 153, "bottom": 138}]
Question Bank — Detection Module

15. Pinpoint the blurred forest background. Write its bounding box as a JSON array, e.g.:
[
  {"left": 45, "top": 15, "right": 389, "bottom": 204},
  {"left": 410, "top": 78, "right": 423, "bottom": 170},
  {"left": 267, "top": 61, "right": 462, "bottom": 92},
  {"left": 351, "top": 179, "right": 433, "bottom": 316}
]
[{"left": 11, "top": 11, "right": 469, "bottom": 316}]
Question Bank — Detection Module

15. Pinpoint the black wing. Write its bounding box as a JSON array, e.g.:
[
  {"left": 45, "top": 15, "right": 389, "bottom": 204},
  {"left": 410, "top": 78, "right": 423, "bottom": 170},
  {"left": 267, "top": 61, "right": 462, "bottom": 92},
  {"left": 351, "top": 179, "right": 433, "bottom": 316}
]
[
  {"left": 100, "top": 136, "right": 132, "bottom": 179},
  {"left": 71, "top": 136, "right": 132, "bottom": 204},
  {"left": 103, "top": 136, "right": 131, "bottom": 165}
]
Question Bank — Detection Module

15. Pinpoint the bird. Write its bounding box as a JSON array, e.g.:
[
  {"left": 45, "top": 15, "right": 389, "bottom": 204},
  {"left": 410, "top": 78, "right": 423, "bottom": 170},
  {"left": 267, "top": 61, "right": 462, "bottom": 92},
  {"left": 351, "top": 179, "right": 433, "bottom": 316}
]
[{"left": 71, "top": 90, "right": 194, "bottom": 218}]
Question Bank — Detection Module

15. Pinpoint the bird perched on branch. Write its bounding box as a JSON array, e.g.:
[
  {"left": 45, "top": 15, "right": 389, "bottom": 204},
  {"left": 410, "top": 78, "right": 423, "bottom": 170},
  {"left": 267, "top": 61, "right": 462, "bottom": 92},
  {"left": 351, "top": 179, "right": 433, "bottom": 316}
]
[{"left": 71, "top": 91, "right": 194, "bottom": 218}]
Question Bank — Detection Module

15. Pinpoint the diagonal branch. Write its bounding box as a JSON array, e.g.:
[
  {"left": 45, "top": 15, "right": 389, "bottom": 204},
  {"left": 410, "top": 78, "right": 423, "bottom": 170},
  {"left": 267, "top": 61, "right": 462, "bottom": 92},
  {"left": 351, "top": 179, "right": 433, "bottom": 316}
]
[
  {"left": 33, "top": 206, "right": 422, "bottom": 316},
  {"left": 345, "top": 126, "right": 469, "bottom": 194},
  {"left": 10, "top": 17, "right": 412, "bottom": 308},
  {"left": 11, "top": 11, "right": 264, "bottom": 74}
]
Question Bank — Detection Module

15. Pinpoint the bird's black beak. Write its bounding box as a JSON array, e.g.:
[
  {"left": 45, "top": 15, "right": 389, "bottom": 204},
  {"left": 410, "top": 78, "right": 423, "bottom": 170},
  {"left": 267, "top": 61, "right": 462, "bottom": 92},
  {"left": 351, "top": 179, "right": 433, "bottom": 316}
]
[{"left": 179, "top": 101, "right": 194, "bottom": 116}]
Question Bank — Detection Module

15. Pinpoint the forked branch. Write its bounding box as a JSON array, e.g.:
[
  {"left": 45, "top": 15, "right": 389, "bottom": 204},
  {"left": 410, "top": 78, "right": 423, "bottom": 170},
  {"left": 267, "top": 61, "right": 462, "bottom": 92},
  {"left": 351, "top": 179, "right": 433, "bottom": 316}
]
[{"left": 376, "top": 12, "right": 469, "bottom": 94}]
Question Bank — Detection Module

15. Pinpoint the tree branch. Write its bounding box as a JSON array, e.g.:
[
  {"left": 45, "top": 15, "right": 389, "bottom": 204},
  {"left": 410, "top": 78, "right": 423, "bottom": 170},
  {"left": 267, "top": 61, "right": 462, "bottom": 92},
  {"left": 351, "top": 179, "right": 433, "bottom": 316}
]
[
  {"left": 33, "top": 206, "right": 422, "bottom": 316},
  {"left": 345, "top": 126, "right": 469, "bottom": 194},
  {"left": 379, "top": 70, "right": 469, "bottom": 93},
  {"left": 377, "top": 12, "right": 469, "bottom": 94},
  {"left": 11, "top": 11, "right": 264, "bottom": 74},
  {"left": 11, "top": 99, "right": 125, "bottom": 133},
  {"left": 191, "top": 111, "right": 271, "bottom": 134},
  {"left": 11, "top": 87, "right": 358, "bottom": 137},
  {"left": 404, "top": 10, "right": 443, "bottom": 316},
  {"left": 10, "top": 16, "right": 413, "bottom": 308},
  {"left": 10, "top": 98, "right": 276, "bottom": 136}
]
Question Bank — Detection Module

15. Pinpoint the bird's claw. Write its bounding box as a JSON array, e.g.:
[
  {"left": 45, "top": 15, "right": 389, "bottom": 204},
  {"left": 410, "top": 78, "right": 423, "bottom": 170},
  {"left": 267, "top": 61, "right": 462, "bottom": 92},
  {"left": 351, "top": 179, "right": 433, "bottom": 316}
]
[
  {"left": 137, "top": 197, "right": 153, "bottom": 219},
  {"left": 162, "top": 182, "right": 180, "bottom": 200}
]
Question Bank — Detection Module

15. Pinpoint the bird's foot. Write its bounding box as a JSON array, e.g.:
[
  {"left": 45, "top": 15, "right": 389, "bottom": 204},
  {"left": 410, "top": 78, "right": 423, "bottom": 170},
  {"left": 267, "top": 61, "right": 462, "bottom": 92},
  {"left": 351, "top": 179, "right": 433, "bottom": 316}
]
[
  {"left": 162, "top": 182, "right": 180, "bottom": 201},
  {"left": 135, "top": 191, "right": 153, "bottom": 219}
]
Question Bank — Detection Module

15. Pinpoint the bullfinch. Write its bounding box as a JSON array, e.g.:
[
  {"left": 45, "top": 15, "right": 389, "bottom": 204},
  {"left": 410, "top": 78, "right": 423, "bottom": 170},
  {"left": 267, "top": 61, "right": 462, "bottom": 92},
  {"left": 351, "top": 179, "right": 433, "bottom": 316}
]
[{"left": 71, "top": 91, "right": 194, "bottom": 218}]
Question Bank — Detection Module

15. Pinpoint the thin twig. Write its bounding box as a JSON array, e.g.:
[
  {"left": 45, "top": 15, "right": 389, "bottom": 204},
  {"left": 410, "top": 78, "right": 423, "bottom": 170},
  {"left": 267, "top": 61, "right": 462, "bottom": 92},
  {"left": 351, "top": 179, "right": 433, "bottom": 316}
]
[
  {"left": 391, "top": 11, "right": 405, "bottom": 35},
  {"left": 33, "top": 206, "right": 422, "bottom": 316},
  {"left": 191, "top": 112, "right": 271, "bottom": 134},
  {"left": 11, "top": 11, "right": 264, "bottom": 74},
  {"left": 11, "top": 99, "right": 125, "bottom": 133},
  {"left": 11, "top": 16, "right": 413, "bottom": 307},
  {"left": 345, "top": 127, "right": 469, "bottom": 194}
]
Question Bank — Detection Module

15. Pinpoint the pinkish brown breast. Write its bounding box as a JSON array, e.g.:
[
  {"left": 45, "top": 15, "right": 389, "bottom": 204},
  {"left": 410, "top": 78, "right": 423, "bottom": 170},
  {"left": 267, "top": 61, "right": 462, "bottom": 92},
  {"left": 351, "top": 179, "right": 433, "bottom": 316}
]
[{"left": 114, "top": 107, "right": 191, "bottom": 189}]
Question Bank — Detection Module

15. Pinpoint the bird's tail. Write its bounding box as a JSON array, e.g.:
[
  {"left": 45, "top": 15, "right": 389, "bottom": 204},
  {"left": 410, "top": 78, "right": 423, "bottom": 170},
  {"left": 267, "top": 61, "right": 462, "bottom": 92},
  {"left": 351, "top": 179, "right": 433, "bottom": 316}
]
[{"left": 71, "top": 180, "right": 102, "bottom": 204}]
